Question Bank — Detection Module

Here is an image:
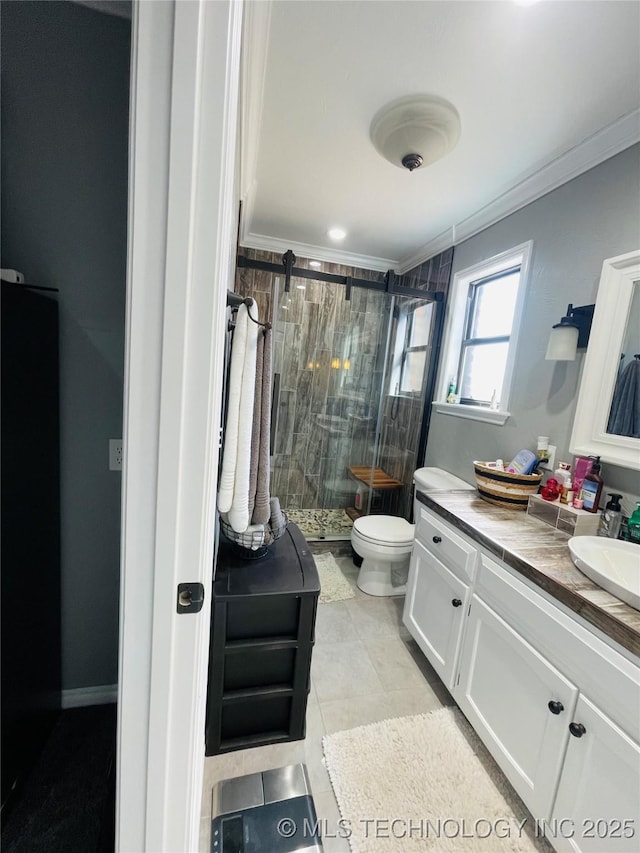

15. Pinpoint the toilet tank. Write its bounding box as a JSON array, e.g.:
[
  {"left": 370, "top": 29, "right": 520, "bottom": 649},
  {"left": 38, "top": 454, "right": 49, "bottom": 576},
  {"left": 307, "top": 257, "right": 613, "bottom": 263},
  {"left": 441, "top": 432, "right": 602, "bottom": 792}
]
[{"left": 413, "top": 467, "right": 474, "bottom": 492}]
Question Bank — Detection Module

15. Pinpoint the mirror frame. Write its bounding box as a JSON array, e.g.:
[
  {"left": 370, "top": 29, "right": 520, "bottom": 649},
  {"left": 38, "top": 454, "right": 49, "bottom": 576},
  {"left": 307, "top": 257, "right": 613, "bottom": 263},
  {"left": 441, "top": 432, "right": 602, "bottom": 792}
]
[{"left": 570, "top": 249, "right": 640, "bottom": 471}]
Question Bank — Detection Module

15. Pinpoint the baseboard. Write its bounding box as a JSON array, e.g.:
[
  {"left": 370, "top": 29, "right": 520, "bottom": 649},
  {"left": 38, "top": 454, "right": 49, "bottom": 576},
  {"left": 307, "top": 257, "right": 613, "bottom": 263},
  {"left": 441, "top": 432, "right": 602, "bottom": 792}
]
[{"left": 61, "top": 684, "right": 118, "bottom": 709}]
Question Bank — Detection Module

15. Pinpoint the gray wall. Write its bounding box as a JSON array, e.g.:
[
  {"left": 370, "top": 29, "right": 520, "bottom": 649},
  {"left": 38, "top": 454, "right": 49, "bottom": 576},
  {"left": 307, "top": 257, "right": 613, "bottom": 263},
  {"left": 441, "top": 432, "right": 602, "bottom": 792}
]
[
  {"left": 425, "top": 144, "right": 640, "bottom": 503},
  {"left": 1, "top": 1, "right": 130, "bottom": 689}
]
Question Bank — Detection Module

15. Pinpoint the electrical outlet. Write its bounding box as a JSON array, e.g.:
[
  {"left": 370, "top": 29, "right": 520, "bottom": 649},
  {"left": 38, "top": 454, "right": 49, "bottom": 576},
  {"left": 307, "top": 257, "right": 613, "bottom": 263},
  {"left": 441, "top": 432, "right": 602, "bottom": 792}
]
[
  {"left": 109, "top": 439, "right": 123, "bottom": 471},
  {"left": 538, "top": 444, "right": 557, "bottom": 471}
]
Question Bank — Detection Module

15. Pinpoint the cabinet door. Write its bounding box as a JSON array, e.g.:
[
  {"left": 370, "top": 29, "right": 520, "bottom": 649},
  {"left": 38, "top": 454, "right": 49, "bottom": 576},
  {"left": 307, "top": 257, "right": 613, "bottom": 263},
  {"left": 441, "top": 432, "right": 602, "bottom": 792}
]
[
  {"left": 549, "top": 695, "right": 640, "bottom": 853},
  {"left": 456, "top": 594, "right": 578, "bottom": 819},
  {"left": 402, "top": 540, "right": 470, "bottom": 689}
]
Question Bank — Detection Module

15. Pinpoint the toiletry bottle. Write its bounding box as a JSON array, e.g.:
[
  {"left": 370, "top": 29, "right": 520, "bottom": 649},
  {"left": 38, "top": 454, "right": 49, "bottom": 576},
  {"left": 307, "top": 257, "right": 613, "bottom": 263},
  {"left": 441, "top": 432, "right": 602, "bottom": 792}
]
[
  {"left": 579, "top": 456, "right": 603, "bottom": 513},
  {"left": 507, "top": 449, "right": 537, "bottom": 474},
  {"left": 628, "top": 502, "right": 640, "bottom": 544},
  {"left": 572, "top": 456, "right": 594, "bottom": 500},
  {"left": 447, "top": 378, "right": 457, "bottom": 404},
  {"left": 597, "top": 494, "right": 623, "bottom": 539},
  {"left": 555, "top": 462, "right": 571, "bottom": 503}
]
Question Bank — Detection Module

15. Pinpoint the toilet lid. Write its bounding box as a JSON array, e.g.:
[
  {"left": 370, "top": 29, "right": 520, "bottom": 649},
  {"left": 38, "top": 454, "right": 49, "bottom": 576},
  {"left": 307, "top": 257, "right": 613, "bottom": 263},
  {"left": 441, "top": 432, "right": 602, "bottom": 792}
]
[
  {"left": 413, "top": 467, "right": 473, "bottom": 491},
  {"left": 353, "top": 515, "right": 414, "bottom": 546}
]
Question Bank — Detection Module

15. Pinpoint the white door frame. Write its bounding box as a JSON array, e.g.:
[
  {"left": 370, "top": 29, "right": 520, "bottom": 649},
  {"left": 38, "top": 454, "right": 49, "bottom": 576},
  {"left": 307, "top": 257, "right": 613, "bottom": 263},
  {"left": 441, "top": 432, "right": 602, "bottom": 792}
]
[{"left": 116, "top": 1, "right": 243, "bottom": 850}]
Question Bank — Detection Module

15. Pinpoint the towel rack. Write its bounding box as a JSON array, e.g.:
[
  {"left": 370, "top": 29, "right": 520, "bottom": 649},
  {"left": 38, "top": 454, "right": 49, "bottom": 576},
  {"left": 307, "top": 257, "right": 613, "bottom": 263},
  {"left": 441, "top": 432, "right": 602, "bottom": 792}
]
[{"left": 226, "top": 290, "right": 271, "bottom": 332}]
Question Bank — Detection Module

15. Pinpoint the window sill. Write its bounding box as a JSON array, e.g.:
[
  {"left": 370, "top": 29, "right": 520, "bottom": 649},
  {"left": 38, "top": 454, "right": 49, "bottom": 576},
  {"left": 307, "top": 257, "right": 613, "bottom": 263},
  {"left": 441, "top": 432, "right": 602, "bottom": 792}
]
[{"left": 432, "top": 402, "right": 510, "bottom": 425}]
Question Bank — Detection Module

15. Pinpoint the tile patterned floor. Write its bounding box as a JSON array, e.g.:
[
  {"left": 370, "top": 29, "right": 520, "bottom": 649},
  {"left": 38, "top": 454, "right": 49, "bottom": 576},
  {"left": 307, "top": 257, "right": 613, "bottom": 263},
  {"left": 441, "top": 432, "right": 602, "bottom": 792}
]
[
  {"left": 200, "top": 553, "right": 454, "bottom": 853},
  {"left": 286, "top": 508, "right": 354, "bottom": 540}
]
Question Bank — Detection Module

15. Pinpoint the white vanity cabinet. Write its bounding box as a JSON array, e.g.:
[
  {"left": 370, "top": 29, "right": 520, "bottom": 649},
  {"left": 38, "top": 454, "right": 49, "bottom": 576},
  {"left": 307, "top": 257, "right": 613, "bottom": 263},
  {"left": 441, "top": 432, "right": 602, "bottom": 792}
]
[
  {"left": 549, "top": 694, "right": 640, "bottom": 853},
  {"left": 456, "top": 593, "right": 578, "bottom": 819},
  {"left": 403, "top": 507, "right": 476, "bottom": 689},
  {"left": 404, "top": 502, "right": 640, "bottom": 853}
]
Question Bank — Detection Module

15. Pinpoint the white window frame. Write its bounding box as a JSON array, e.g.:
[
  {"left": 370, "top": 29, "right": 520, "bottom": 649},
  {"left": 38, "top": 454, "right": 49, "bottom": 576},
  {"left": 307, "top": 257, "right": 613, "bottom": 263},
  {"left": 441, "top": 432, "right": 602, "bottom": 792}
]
[
  {"left": 433, "top": 241, "right": 533, "bottom": 425},
  {"left": 389, "top": 299, "right": 434, "bottom": 398}
]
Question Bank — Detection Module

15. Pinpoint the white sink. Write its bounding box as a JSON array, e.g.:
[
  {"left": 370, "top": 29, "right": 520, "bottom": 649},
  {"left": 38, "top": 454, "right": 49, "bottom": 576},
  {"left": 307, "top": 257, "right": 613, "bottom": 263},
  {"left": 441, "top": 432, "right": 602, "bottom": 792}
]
[{"left": 568, "top": 537, "right": 640, "bottom": 611}]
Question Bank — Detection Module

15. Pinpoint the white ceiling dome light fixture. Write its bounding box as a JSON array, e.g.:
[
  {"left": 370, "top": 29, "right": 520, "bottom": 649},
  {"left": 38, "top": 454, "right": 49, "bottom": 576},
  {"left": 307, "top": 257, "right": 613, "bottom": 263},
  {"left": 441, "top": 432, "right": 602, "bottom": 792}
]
[{"left": 370, "top": 94, "right": 462, "bottom": 172}]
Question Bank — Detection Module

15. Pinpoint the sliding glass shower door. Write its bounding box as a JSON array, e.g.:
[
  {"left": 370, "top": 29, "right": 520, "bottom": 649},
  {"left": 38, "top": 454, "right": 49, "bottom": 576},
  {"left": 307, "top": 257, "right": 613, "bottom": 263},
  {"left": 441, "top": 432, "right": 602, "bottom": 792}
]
[
  {"left": 270, "top": 275, "right": 392, "bottom": 539},
  {"left": 234, "top": 252, "right": 445, "bottom": 541}
]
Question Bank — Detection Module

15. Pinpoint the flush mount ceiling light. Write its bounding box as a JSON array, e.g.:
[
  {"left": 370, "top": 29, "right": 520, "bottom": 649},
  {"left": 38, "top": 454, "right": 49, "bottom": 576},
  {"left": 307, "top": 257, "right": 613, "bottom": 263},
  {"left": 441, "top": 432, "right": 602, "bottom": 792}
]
[
  {"left": 309, "top": 260, "right": 322, "bottom": 268},
  {"left": 327, "top": 227, "right": 347, "bottom": 241},
  {"left": 370, "top": 94, "right": 461, "bottom": 172}
]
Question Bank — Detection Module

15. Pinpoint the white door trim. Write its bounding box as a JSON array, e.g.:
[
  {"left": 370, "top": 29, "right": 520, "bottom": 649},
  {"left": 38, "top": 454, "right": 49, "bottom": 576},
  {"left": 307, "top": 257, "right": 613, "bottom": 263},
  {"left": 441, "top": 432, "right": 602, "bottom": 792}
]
[{"left": 116, "top": 1, "right": 242, "bottom": 850}]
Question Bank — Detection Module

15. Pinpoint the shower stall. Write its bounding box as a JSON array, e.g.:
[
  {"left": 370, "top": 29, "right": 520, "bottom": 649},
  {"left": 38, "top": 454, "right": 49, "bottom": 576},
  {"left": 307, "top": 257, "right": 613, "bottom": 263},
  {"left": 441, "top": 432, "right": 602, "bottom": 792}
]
[{"left": 235, "top": 249, "right": 452, "bottom": 540}]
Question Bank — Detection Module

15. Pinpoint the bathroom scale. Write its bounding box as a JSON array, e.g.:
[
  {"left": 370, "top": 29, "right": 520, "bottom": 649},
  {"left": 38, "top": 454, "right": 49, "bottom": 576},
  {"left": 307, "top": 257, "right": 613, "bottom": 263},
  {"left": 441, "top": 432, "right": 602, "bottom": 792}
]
[{"left": 210, "top": 764, "right": 323, "bottom": 853}]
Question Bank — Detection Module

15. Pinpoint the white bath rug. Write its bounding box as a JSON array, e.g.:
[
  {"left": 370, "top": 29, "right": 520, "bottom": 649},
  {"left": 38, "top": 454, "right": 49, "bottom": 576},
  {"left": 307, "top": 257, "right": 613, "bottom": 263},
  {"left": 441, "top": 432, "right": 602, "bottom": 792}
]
[
  {"left": 322, "top": 707, "right": 552, "bottom": 852},
  {"left": 314, "top": 552, "right": 356, "bottom": 603}
]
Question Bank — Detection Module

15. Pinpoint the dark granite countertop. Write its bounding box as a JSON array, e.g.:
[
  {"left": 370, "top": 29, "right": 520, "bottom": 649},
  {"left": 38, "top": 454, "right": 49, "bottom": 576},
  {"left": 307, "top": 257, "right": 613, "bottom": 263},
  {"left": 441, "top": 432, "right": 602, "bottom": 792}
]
[{"left": 416, "top": 490, "right": 640, "bottom": 658}]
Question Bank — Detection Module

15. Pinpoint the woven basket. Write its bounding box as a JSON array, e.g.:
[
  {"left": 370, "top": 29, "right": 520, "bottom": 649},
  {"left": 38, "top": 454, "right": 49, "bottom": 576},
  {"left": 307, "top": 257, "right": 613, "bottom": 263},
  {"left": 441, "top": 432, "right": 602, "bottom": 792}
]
[{"left": 473, "top": 461, "right": 542, "bottom": 510}]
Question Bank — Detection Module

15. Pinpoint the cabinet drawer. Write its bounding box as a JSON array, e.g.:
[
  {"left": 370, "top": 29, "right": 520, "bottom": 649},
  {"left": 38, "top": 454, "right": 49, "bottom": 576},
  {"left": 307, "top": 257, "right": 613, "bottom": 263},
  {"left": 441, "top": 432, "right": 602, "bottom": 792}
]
[
  {"left": 415, "top": 506, "right": 477, "bottom": 583},
  {"left": 221, "top": 692, "right": 293, "bottom": 744},
  {"left": 225, "top": 596, "right": 301, "bottom": 641},
  {"left": 223, "top": 645, "right": 296, "bottom": 691}
]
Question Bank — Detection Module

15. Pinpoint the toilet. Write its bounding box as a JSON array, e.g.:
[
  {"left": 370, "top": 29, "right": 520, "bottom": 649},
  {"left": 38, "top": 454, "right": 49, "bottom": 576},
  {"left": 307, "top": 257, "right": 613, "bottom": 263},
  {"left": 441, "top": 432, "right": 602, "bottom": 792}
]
[{"left": 351, "top": 467, "right": 474, "bottom": 597}]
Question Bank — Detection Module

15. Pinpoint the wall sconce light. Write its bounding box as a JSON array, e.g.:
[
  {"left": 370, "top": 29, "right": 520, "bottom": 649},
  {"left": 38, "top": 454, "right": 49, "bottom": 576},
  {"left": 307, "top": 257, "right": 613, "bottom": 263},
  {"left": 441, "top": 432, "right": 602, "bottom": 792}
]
[{"left": 545, "top": 303, "right": 595, "bottom": 361}]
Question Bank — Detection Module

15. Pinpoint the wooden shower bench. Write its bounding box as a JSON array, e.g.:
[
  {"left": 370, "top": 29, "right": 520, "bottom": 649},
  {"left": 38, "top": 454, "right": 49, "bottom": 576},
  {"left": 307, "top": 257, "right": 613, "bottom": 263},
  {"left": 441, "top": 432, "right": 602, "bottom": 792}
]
[
  {"left": 347, "top": 466, "right": 404, "bottom": 516},
  {"left": 348, "top": 466, "right": 404, "bottom": 490}
]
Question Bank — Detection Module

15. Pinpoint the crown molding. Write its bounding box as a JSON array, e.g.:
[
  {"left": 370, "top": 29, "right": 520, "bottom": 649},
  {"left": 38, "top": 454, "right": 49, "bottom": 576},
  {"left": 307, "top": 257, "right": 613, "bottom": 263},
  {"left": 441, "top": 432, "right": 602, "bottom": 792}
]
[
  {"left": 240, "top": 232, "right": 397, "bottom": 273},
  {"left": 396, "top": 229, "right": 454, "bottom": 274},
  {"left": 397, "top": 109, "right": 640, "bottom": 274}
]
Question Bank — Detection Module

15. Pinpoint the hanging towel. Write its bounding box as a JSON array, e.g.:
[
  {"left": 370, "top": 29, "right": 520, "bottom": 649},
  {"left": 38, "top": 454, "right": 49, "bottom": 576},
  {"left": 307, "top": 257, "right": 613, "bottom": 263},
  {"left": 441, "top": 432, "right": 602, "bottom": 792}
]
[
  {"left": 607, "top": 356, "right": 640, "bottom": 437},
  {"left": 218, "top": 303, "right": 249, "bottom": 512},
  {"left": 228, "top": 301, "right": 259, "bottom": 532},
  {"left": 252, "top": 325, "right": 272, "bottom": 525},
  {"left": 268, "top": 496, "right": 287, "bottom": 540},
  {"left": 248, "top": 329, "right": 264, "bottom": 520}
]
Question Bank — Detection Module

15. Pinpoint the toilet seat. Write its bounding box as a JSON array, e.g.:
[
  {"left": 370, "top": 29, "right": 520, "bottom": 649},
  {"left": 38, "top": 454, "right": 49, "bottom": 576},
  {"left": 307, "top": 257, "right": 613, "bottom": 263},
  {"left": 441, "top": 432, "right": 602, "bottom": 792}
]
[
  {"left": 352, "top": 515, "right": 414, "bottom": 548},
  {"left": 350, "top": 469, "right": 472, "bottom": 598}
]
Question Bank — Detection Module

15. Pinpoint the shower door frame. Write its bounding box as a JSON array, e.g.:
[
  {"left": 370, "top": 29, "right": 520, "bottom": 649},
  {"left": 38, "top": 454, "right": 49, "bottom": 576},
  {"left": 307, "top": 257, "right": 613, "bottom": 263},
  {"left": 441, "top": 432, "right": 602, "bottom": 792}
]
[{"left": 238, "top": 251, "right": 448, "bottom": 525}]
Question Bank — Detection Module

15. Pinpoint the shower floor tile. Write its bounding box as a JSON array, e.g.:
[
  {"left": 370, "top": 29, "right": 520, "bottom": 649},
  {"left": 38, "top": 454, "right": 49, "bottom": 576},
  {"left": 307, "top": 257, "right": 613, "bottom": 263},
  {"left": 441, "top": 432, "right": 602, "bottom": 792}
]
[{"left": 285, "top": 508, "right": 353, "bottom": 540}]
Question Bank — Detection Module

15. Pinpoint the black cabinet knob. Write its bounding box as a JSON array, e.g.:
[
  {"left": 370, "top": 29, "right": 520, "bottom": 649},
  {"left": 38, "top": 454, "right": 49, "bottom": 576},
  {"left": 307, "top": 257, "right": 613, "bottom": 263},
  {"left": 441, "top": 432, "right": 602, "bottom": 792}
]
[
  {"left": 569, "top": 722, "right": 586, "bottom": 738},
  {"left": 548, "top": 700, "right": 564, "bottom": 715},
  {"left": 432, "top": 536, "right": 442, "bottom": 544},
  {"left": 452, "top": 598, "right": 462, "bottom": 607}
]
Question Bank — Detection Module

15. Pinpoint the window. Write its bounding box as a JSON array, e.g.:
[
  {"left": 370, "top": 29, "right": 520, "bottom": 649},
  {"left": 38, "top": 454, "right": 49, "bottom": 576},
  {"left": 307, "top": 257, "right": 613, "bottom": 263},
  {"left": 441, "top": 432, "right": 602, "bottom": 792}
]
[
  {"left": 435, "top": 242, "right": 532, "bottom": 425},
  {"left": 389, "top": 300, "right": 434, "bottom": 396},
  {"left": 457, "top": 268, "right": 519, "bottom": 406}
]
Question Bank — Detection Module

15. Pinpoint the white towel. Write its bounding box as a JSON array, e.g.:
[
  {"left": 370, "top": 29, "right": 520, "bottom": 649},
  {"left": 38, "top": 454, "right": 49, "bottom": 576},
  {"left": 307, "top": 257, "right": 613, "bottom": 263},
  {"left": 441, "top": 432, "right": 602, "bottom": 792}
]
[
  {"left": 228, "top": 301, "right": 259, "bottom": 532},
  {"left": 218, "top": 303, "right": 249, "bottom": 512}
]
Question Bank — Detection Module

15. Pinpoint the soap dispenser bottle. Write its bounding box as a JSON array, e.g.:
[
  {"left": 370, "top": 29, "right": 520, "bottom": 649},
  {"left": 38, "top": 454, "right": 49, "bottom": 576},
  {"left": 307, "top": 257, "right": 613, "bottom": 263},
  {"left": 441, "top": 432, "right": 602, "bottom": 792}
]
[
  {"left": 628, "top": 502, "right": 640, "bottom": 544},
  {"left": 597, "top": 494, "right": 622, "bottom": 539},
  {"left": 579, "top": 456, "right": 604, "bottom": 513}
]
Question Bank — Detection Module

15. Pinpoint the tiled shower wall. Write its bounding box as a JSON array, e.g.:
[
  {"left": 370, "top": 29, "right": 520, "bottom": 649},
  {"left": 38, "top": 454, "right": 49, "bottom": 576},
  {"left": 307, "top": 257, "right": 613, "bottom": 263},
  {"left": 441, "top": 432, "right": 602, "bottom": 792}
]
[
  {"left": 234, "top": 247, "right": 453, "bottom": 517},
  {"left": 377, "top": 248, "right": 454, "bottom": 519},
  {"left": 235, "top": 251, "right": 387, "bottom": 511}
]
